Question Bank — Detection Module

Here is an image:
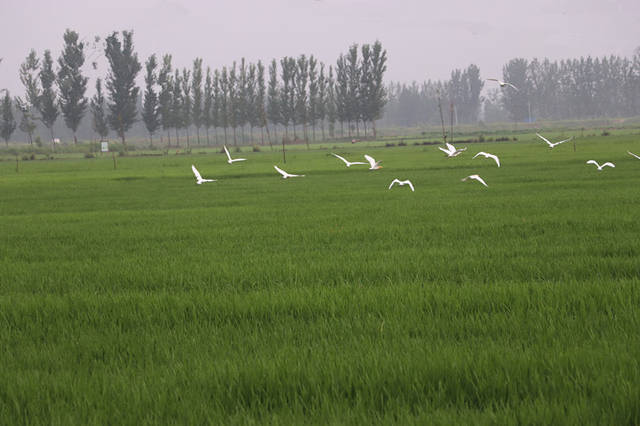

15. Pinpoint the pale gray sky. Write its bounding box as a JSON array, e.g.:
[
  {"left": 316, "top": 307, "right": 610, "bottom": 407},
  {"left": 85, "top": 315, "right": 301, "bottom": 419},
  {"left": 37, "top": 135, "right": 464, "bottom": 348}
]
[{"left": 1, "top": 0, "right": 638, "bottom": 95}]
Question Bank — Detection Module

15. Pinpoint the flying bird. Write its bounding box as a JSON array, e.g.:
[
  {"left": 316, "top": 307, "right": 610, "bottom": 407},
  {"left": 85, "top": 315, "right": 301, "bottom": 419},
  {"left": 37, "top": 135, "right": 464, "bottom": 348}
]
[
  {"left": 364, "top": 154, "right": 383, "bottom": 170},
  {"left": 191, "top": 165, "right": 217, "bottom": 184},
  {"left": 330, "top": 153, "right": 367, "bottom": 167},
  {"left": 461, "top": 174, "right": 488, "bottom": 187},
  {"left": 536, "top": 133, "right": 573, "bottom": 148},
  {"left": 223, "top": 145, "right": 247, "bottom": 164},
  {"left": 627, "top": 151, "right": 640, "bottom": 160},
  {"left": 439, "top": 142, "right": 467, "bottom": 157},
  {"left": 388, "top": 179, "right": 415, "bottom": 192},
  {"left": 586, "top": 160, "right": 615, "bottom": 171},
  {"left": 274, "top": 165, "right": 305, "bottom": 178},
  {"left": 486, "top": 78, "right": 519, "bottom": 91},
  {"left": 473, "top": 151, "right": 501, "bottom": 167}
]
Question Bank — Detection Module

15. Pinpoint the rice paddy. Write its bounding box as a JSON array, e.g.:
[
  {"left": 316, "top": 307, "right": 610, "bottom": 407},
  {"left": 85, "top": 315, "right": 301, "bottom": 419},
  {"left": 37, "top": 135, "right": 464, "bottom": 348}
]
[{"left": 1, "top": 132, "right": 640, "bottom": 424}]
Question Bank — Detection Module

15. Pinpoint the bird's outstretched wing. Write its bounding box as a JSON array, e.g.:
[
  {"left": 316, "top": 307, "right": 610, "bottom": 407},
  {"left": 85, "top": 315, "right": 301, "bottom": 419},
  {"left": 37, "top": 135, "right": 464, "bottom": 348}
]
[
  {"left": 191, "top": 165, "right": 203, "bottom": 180},
  {"left": 602, "top": 162, "right": 615, "bottom": 168},
  {"left": 364, "top": 154, "right": 377, "bottom": 168},
  {"left": 473, "top": 152, "right": 484, "bottom": 159},
  {"left": 506, "top": 83, "right": 519, "bottom": 91},
  {"left": 405, "top": 180, "right": 415, "bottom": 192},
  {"left": 555, "top": 137, "right": 573, "bottom": 145},
  {"left": 438, "top": 146, "right": 450, "bottom": 154},
  {"left": 628, "top": 151, "right": 640, "bottom": 160},
  {"left": 223, "top": 145, "right": 232, "bottom": 161},
  {"left": 331, "top": 153, "right": 349, "bottom": 165},
  {"left": 274, "top": 165, "right": 288, "bottom": 177},
  {"left": 486, "top": 78, "right": 498, "bottom": 82},
  {"left": 445, "top": 142, "right": 456, "bottom": 152},
  {"left": 586, "top": 160, "right": 599, "bottom": 167},
  {"left": 388, "top": 179, "right": 400, "bottom": 189},
  {"left": 536, "top": 133, "right": 552, "bottom": 146},
  {"left": 472, "top": 175, "right": 488, "bottom": 187}
]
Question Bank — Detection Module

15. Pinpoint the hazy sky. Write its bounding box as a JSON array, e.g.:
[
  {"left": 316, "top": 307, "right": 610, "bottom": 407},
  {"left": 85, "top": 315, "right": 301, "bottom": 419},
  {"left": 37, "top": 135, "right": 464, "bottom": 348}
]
[{"left": 1, "top": 0, "right": 639, "bottom": 95}]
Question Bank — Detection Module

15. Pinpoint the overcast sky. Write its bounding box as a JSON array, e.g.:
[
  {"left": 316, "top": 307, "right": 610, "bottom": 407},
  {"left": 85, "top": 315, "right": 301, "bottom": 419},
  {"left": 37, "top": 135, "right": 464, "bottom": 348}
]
[{"left": 1, "top": 0, "right": 639, "bottom": 95}]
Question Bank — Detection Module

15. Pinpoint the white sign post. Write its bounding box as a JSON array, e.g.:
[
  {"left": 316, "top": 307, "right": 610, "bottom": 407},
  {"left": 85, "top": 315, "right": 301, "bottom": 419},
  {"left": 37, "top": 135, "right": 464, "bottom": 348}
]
[{"left": 101, "top": 142, "right": 109, "bottom": 153}]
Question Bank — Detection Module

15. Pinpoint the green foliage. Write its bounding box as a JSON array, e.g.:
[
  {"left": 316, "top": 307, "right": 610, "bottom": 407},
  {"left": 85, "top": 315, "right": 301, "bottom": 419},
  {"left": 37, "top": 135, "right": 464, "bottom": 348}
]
[
  {"left": 1, "top": 91, "right": 17, "bottom": 145},
  {"left": 157, "top": 54, "right": 173, "bottom": 137},
  {"left": 38, "top": 50, "right": 59, "bottom": 138},
  {"left": 90, "top": 78, "right": 109, "bottom": 140},
  {"left": 104, "top": 30, "right": 141, "bottom": 147},
  {"left": 57, "top": 29, "right": 88, "bottom": 141},
  {"left": 191, "top": 58, "right": 203, "bottom": 140},
  {"left": 142, "top": 54, "right": 160, "bottom": 140}
]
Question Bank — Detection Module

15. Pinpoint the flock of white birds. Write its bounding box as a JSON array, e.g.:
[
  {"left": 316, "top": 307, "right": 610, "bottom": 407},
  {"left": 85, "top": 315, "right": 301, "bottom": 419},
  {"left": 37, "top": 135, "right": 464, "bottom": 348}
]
[{"left": 191, "top": 131, "right": 638, "bottom": 190}]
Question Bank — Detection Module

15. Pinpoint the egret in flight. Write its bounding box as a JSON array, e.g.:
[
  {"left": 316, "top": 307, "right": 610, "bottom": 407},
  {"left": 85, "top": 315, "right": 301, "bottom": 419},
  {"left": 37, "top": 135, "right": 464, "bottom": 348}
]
[
  {"left": 439, "top": 142, "right": 467, "bottom": 157},
  {"left": 223, "top": 145, "right": 247, "bottom": 164},
  {"left": 586, "top": 160, "right": 615, "bottom": 171},
  {"left": 274, "top": 165, "right": 305, "bottom": 178},
  {"left": 486, "top": 78, "right": 518, "bottom": 91},
  {"left": 388, "top": 179, "right": 415, "bottom": 192},
  {"left": 473, "top": 151, "right": 501, "bottom": 167},
  {"left": 461, "top": 174, "right": 488, "bottom": 187},
  {"left": 536, "top": 133, "right": 573, "bottom": 148},
  {"left": 331, "top": 153, "right": 367, "bottom": 167},
  {"left": 191, "top": 165, "right": 217, "bottom": 184},
  {"left": 364, "top": 154, "right": 383, "bottom": 170}
]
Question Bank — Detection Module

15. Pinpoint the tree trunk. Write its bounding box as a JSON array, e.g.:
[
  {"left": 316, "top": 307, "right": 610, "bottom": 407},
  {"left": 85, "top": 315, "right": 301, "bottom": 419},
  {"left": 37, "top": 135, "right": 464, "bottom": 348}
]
[
  {"left": 167, "top": 130, "right": 171, "bottom": 146},
  {"left": 205, "top": 127, "right": 210, "bottom": 146},
  {"left": 233, "top": 127, "right": 237, "bottom": 146},
  {"left": 186, "top": 127, "right": 190, "bottom": 148},
  {"left": 224, "top": 127, "right": 228, "bottom": 145},
  {"left": 150, "top": 133, "right": 154, "bottom": 148},
  {"left": 74, "top": 133, "right": 78, "bottom": 145},
  {"left": 175, "top": 128, "right": 179, "bottom": 147},
  {"left": 372, "top": 120, "right": 377, "bottom": 140},
  {"left": 196, "top": 127, "right": 200, "bottom": 145}
]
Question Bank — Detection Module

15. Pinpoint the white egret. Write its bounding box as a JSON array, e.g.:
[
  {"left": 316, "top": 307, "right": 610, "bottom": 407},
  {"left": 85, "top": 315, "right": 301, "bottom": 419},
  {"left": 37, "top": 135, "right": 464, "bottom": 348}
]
[
  {"left": 461, "top": 174, "right": 488, "bottom": 187},
  {"left": 486, "top": 78, "right": 519, "bottom": 91},
  {"left": 364, "top": 154, "right": 383, "bottom": 170},
  {"left": 473, "top": 151, "right": 501, "bottom": 167},
  {"left": 388, "top": 179, "right": 415, "bottom": 192},
  {"left": 274, "top": 165, "right": 305, "bottom": 178},
  {"left": 536, "top": 133, "right": 573, "bottom": 148},
  {"left": 223, "top": 145, "right": 246, "bottom": 164},
  {"left": 191, "top": 165, "right": 217, "bottom": 184},
  {"left": 586, "top": 160, "right": 615, "bottom": 171},
  {"left": 331, "top": 153, "right": 367, "bottom": 167},
  {"left": 439, "top": 142, "right": 467, "bottom": 157}
]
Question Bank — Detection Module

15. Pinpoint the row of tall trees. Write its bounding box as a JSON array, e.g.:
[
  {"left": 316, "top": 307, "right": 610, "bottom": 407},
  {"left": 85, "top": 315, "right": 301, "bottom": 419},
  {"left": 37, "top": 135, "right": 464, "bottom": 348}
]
[
  {"left": 2, "top": 29, "right": 387, "bottom": 148},
  {"left": 500, "top": 53, "right": 640, "bottom": 121},
  {"left": 140, "top": 41, "right": 387, "bottom": 148},
  {"left": 381, "top": 51, "right": 640, "bottom": 127}
]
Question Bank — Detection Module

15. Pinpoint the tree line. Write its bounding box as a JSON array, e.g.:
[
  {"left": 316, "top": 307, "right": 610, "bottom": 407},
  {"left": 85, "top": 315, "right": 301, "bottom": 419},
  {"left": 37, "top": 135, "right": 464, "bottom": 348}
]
[
  {"left": 0, "top": 29, "right": 387, "bottom": 148},
  {"left": 380, "top": 51, "right": 640, "bottom": 128}
]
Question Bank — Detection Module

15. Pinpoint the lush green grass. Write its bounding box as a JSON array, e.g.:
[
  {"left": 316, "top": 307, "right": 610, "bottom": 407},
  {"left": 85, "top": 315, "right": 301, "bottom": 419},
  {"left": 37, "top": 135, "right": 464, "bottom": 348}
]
[{"left": 1, "top": 134, "right": 640, "bottom": 424}]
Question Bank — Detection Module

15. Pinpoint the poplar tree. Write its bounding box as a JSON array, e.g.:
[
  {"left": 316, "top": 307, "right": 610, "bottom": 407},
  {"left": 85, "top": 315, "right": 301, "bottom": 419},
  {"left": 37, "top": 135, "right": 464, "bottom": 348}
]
[
  {"left": 228, "top": 63, "right": 238, "bottom": 145},
  {"left": 316, "top": 63, "right": 327, "bottom": 141},
  {"left": 104, "top": 31, "right": 141, "bottom": 150},
  {"left": 157, "top": 55, "right": 173, "bottom": 145},
  {"left": 90, "top": 78, "right": 109, "bottom": 140},
  {"left": 308, "top": 55, "right": 318, "bottom": 141},
  {"left": 212, "top": 69, "right": 222, "bottom": 144},
  {"left": 57, "top": 29, "right": 88, "bottom": 144},
  {"left": 255, "top": 61, "right": 269, "bottom": 146},
  {"left": 181, "top": 68, "right": 192, "bottom": 146},
  {"left": 267, "top": 59, "right": 280, "bottom": 142},
  {"left": 1, "top": 91, "right": 16, "bottom": 146},
  {"left": 368, "top": 40, "right": 387, "bottom": 138},
  {"left": 346, "top": 44, "right": 360, "bottom": 136},
  {"left": 171, "top": 69, "right": 183, "bottom": 145},
  {"left": 246, "top": 62, "right": 259, "bottom": 142},
  {"left": 19, "top": 50, "right": 41, "bottom": 144},
  {"left": 280, "top": 57, "right": 296, "bottom": 139},
  {"left": 39, "top": 50, "right": 59, "bottom": 145},
  {"left": 142, "top": 54, "right": 160, "bottom": 146},
  {"left": 192, "top": 58, "right": 203, "bottom": 145},
  {"left": 295, "top": 55, "right": 309, "bottom": 145},
  {"left": 326, "top": 66, "right": 337, "bottom": 138},
  {"left": 219, "top": 67, "right": 229, "bottom": 144},
  {"left": 203, "top": 66, "right": 213, "bottom": 145},
  {"left": 335, "top": 55, "right": 348, "bottom": 137}
]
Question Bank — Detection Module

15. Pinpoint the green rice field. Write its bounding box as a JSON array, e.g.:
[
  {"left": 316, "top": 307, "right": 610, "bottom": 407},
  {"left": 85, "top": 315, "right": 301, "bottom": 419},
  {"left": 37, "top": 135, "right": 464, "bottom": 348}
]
[{"left": 1, "top": 132, "right": 640, "bottom": 424}]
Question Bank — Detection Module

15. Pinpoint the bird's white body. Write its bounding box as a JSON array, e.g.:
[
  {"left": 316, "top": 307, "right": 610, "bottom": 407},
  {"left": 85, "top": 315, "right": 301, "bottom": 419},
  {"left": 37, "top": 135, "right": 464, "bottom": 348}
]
[
  {"left": 439, "top": 142, "right": 467, "bottom": 157},
  {"left": 223, "top": 145, "right": 247, "bottom": 164},
  {"left": 461, "top": 174, "right": 488, "bottom": 187},
  {"left": 536, "top": 133, "right": 573, "bottom": 148},
  {"left": 191, "top": 165, "right": 216, "bottom": 184},
  {"left": 628, "top": 151, "right": 640, "bottom": 160},
  {"left": 274, "top": 165, "right": 305, "bottom": 178},
  {"left": 586, "top": 160, "right": 615, "bottom": 171},
  {"left": 364, "top": 154, "right": 383, "bottom": 170},
  {"left": 487, "top": 78, "right": 518, "bottom": 91},
  {"left": 388, "top": 179, "right": 415, "bottom": 192},
  {"left": 331, "top": 153, "right": 367, "bottom": 167},
  {"left": 473, "top": 151, "right": 501, "bottom": 167}
]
